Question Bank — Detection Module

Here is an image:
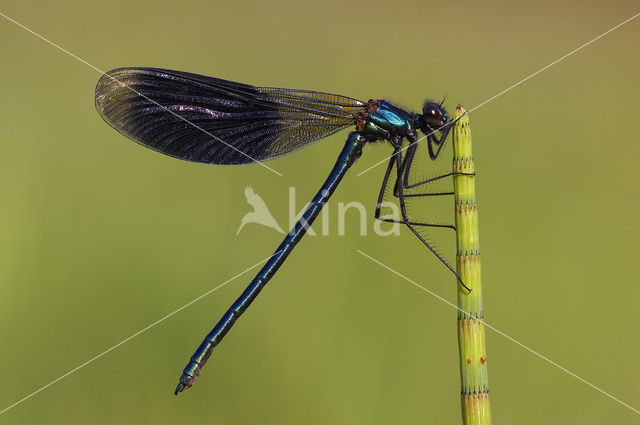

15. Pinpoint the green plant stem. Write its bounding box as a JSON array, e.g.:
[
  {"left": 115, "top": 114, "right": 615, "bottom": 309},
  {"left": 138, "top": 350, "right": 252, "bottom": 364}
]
[{"left": 452, "top": 105, "right": 492, "bottom": 425}]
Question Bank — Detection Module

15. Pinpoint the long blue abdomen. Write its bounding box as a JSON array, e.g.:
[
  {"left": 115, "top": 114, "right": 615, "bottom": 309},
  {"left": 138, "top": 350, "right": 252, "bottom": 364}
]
[{"left": 175, "top": 132, "right": 365, "bottom": 393}]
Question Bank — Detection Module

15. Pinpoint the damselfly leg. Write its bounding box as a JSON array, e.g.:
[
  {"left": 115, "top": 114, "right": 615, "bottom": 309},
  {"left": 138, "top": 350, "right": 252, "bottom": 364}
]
[
  {"left": 375, "top": 154, "right": 455, "bottom": 229},
  {"left": 375, "top": 135, "right": 471, "bottom": 292}
]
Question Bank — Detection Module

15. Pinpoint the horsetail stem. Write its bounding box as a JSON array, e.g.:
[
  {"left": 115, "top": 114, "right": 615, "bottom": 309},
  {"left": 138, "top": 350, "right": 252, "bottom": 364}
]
[{"left": 452, "top": 105, "right": 492, "bottom": 425}]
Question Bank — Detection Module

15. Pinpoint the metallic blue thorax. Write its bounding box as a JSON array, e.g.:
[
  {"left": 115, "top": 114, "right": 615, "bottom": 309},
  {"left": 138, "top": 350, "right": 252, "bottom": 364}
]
[{"left": 361, "top": 100, "right": 419, "bottom": 141}]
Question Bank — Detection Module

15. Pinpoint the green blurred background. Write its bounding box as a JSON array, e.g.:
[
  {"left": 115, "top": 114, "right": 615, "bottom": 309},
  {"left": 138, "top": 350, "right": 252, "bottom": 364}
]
[{"left": 1, "top": 0, "right": 639, "bottom": 423}]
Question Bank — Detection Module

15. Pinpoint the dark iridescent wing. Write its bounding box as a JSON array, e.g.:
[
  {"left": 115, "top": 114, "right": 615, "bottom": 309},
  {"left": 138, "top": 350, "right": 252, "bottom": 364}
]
[{"left": 95, "top": 68, "right": 365, "bottom": 164}]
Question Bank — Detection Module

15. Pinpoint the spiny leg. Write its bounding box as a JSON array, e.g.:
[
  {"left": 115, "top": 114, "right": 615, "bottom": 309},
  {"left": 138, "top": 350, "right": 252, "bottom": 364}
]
[
  {"left": 401, "top": 192, "right": 454, "bottom": 198},
  {"left": 393, "top": 142, "right": 457, "bottom": 197},
  {"left": 427, "top": 122, "right": 452, "bottom": 160},
  {"left": 401, "top": 129, "right": 473, "bottom": 192},
  {"left": 393, "top": 147, "right": 471, "bottom": 292},
  {"left": 375, "top": 152, "right": 453, "bottom": 229},
  {"left": 385, "top": 136, "right": 456, "bottom": 227}
]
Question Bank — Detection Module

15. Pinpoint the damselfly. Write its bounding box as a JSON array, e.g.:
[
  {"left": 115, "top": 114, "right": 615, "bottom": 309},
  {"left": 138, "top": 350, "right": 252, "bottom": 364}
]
[{"left": 94, "top": 68, "right": 470, "bottom": 395}]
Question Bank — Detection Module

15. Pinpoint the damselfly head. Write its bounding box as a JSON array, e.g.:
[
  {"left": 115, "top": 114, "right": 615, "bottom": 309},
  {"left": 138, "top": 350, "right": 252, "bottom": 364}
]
[{"left": 422, "top": 101, "right": 448, "bottom": 128}]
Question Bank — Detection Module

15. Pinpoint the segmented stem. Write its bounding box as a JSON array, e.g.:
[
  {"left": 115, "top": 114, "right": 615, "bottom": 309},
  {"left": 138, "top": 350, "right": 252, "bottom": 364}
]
[{"left": 452, "top": 105, "right": 492, "bottom": 424}]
